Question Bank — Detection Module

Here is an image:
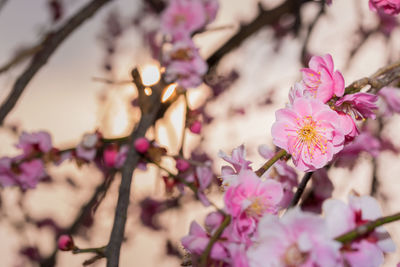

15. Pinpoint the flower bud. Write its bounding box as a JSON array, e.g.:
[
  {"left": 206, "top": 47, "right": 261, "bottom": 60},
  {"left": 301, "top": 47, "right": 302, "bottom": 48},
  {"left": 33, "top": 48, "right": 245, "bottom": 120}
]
[
  {"left": 57, "top": 235, "right": 74, "bottom": 251},
  {"left": 189, "top": 120, "right": 202, "bottom": 134},
  {"left": 176, "top": 159, "right": 190, "bottom": 172},
  {"left": 134, "top": 137, "right": 150, "bottom": 153}
]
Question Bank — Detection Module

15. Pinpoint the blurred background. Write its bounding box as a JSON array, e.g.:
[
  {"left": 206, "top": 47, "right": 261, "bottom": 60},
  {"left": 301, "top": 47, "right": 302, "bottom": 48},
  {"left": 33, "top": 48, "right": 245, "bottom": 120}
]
[{"left": 0, "top": 0, "right": 400, "bottom": 266}]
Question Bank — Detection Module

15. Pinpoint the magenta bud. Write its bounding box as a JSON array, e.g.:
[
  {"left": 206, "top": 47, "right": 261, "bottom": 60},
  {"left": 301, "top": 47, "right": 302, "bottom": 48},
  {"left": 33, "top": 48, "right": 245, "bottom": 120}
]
[
  {"left": 189, "top": 121, "right": 202, "bottom": 134},
  {"left": 134, "top": 137, "right": 150, "bottom": 153},
  {"left": 176, "top": 159, "right": 190, "bottom": 172},
  {"left": 57, "top": 235, "right": 74, "bottom": 251}
]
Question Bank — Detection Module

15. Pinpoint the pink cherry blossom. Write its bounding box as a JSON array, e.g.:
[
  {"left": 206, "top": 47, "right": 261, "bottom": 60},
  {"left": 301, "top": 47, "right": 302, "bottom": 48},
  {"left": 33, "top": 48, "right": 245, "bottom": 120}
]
[
  {"left": 247, "top": 208, "right": 341, "bottom": 267},
  {"left": 181, "top": 221, "right": 227, "bottom": 259},
  {"left": 378, "top": 86, "right": 400, "bottom": 116},
  {"left": 16, "top": 131, "right": 52, "bottom": 157},
  {"left": 161, "top": 0, "right": 206, "bottom": 40},
  {"left": 196, "top": 165, "right": 213, "bottom": 206},
  {"left": 258, "top": 145, "right": 298, "bottom": 208},
  {"left": 134, "top": 137, "right": 150, "bottom": 154},
  {"left": 323, "top": 196, "right": 396, "bottom": 266},
  {"left": 272, "top": 97, "right": 345, "bottom": 172},
  {"left": 369, "top": 0, "right": 400, "bottom": 15},
  {"left": 300, "top": 54, "right": 345, "bottom": 103},
  {"left": 335, "top": 92, "right": 378, "bottom": 120},
  {"left": 224, "top": 170, "right": 283, "bottom": 241},
  {"left": 163, "top": 39, "right": 207, "bottom": 88},
  {"left": 337, "top": 112, "right": 359, "bottom": 142}
]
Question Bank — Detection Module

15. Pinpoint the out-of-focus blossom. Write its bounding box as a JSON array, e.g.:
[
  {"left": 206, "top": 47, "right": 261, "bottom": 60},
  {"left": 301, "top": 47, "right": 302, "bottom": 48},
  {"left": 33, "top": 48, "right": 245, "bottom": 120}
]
[
  {"left": 224, "top": 170, "right": 283, "bottom": 242},
  {"left": 369, "top": 0, "right": 400, "bottom": 15},
  {"left": 16, "top": 159, "right": 47, "bottom": 190},
  {"left": 181, "top": 221, "right": 227, "bottom": 259},
  {"left": 335, "top": 131, "right": 381, "bottom": 168},
  {"left": 247, "top": 208, "right": 341, "bottom": 267},
  {"left": 161, "top": 0, "right": 206, "bottom": 40},
  {"left": 377, "top": 9, "right": 398, "bottom": 35},
  {"left": 335, "top": 92, "right": 378, "bottom": 120},
  {"left": 57, "top": 235, "right": 74, "bottom": 251},
  {"left": 301, "top": 168, "right": 334, "bottom": 213},
  {"left": 300, "top": 54, "right": 345, "bottom": 103},
  {"left": 288, "top": 82, "right": 305, "bottom": 105},
  {"left": 378, "top": 87, "right": 400, "bottom": 116},
  {"left": 76, "top": 133, "right": 100, "bottom": 161},
  {"left": 163, "top": 39, "right": 207, "bottom": 88},
  {"left": 196, "top": 165, "right": 213, "bottom": 206},
  {"left": 16, "top": 131, "right": 52, "bottom": 157},
  {"left": 323, "top": 196, "right": 396, "bottom": 266},
  {"left": 202, "top": 0, "right": 219, "bottom": 23},
  {"left": 134, "top": 137, "right": 150, "bottom": 154},
  {"left": 219, "top": 145, "right": 252, "bottom": 187},
  {"left": 258, "top": 145, "right": 298, "bottom": 208},
  {"left": 272, "top": 97, "right": 345, "bottom": 172},
  {"left": 0, "top": 157, "right": 16, "bottom": 187}
]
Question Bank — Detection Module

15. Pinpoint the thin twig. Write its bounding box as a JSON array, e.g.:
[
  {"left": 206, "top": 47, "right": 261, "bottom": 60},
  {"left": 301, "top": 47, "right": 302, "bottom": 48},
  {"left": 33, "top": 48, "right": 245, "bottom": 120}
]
[
  {"left": 0, "top": 0, "right": 113, "bottom": 125},
  {"left": 335, "top": 212, "right": 400, "bottom": 244},
  {"left": 199, "top": 214, "right": 231, "bottom": 267},
  {"left": 255, "top": 149, "right": 287, "bottom": 177},
  {"left": 288, "top": 172, "right": 313, "bottom": 209}
]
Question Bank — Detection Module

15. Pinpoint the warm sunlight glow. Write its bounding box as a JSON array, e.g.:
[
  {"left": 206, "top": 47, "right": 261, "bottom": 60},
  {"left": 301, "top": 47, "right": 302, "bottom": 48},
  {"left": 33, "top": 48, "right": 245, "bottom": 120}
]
[
  {"left": 161, "top": 83, "right": 177, "bottom": 102},
  {"left": 144, "top": 87, "right": 153, "bottom": 96},
  {"left": 141, "top": 64, "right": 161, "bottom": 86},
  {"left": 111, "top": 98, "right": 129, "bottom": 135}
]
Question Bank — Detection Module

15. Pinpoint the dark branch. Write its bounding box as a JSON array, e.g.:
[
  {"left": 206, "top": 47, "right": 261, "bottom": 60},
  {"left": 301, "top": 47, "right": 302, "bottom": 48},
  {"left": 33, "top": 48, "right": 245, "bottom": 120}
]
[
  {"left": 0, "top": 0, "right": 113, "bottom": 125},
  {"left": 206, "top": 0, "right": 312, "bottom": 70},
  {"left": 105, "top": 69, "right": 167, "bottom": 267},
  {"left": 288, "top": 172, "right": 313, "bottom": 209}
]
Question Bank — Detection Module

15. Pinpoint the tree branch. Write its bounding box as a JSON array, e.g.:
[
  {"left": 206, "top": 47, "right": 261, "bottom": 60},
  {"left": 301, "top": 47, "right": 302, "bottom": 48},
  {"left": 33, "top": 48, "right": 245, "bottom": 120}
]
[
  {"left": 105, "top": 68, "right": 167, "bottom": 267},
  {"left": 0, "top": 0, "right": 113, "bottom": 125},
  {"left": 206, "top": 0, "right": 312, "bottom": 70},
  {"left": 255, "top": 149, "right": 287, "bottom": 177}
]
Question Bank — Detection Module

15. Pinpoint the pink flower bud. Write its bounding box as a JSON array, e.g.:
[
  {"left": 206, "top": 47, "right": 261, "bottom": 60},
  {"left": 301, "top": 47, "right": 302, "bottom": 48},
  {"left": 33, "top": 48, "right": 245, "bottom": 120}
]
[
  {"left": 103, "top": 146, "right": 118, "bottom": 167},
  {"left": 57, "top": 235, "right": 74, "bottom": 251},
  {"left": 189, "top": 120, "right": 202, "bottom": 134},
  {"left": 134, "top": 137, "right": 150, "bottom": 153},
  {"left": 176, "top": 159, "right": 190, "bottom": 172}
]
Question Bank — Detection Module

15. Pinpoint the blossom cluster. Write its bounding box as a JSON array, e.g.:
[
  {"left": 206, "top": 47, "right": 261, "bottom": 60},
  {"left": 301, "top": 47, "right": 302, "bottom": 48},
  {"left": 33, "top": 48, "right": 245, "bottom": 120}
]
[
  {"left": 181, "top": 145, "right": 396, "bottom": 266},
  {"left": 272, "top": 54, "right": 379, "bottom": 172},
  {"left": 159, "top": 0, "right": 219, "bottom": 88}
]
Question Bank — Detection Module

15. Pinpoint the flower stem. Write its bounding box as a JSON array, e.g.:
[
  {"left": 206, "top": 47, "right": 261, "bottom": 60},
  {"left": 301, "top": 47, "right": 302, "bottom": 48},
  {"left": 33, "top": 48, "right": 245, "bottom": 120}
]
[
  {"left": 255, "top": 149, "right": 287, "bottom": 177},
  {"left": 335, "top": 212, "right": 400, "bottom": 244},
  {"left": 199, "top": 214, "right": 231, "bottom": 267}
]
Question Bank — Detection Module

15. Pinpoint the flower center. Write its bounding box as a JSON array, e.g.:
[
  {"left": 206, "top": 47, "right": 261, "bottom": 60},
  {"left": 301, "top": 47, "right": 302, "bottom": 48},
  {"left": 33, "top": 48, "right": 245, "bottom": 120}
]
[
  {"left": 283, "top": 244, "right": 308, "bottom": 267},
  {"left": 173, "top": 14, "right": 186, "bottom": 26},
  {"left": 246, "top": 197, "right": 267, "bottom": 217},
  {"left": 293, "top": 116, "right": 327, "bottom": 158}
]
